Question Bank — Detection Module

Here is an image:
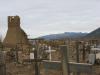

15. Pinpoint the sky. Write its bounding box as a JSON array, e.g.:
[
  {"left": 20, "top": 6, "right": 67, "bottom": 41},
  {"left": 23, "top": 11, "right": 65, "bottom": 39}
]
[{"left": 0, "top": 0, "right": 100, "bottom": 38}]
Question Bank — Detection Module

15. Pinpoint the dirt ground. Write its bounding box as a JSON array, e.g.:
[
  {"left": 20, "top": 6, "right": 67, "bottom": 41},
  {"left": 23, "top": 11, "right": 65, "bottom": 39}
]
[
  {"left": 6, "top": 62, "right": 62, "bottom": 75},
  {"left": 6, "top": 62, "right": 100, "bottom": 75}
]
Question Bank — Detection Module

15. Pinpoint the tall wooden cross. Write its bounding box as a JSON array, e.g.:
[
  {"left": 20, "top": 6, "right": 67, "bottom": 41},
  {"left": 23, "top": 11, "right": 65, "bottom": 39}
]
[{"left": 23, "top": 46, "right": 49, "bottom": 75}]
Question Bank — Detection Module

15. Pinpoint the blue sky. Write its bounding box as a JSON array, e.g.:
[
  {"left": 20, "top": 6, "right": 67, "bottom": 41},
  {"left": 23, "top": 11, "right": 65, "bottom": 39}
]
[{"left": 0, "top": 0, "right": 100, "bottom": 38}]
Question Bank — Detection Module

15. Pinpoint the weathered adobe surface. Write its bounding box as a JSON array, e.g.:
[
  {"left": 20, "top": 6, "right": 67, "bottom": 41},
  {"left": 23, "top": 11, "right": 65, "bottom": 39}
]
[{"left": 3, "top": 16, "right": 31, "bottom": 49}]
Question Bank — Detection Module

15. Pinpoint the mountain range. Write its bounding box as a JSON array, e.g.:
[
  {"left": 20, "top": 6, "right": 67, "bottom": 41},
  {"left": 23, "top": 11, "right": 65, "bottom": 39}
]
[
  {"left": 40, "top": 27, "right": 100, "bottom": 40},
  {"left": 41, "top": 32, "right": 88, "bottom": 40}
]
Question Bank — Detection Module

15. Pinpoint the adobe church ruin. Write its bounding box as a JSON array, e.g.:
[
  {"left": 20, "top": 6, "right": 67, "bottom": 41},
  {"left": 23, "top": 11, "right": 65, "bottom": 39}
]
[{"left": 3, "top": 16, "right": 31, "bottom": 50}]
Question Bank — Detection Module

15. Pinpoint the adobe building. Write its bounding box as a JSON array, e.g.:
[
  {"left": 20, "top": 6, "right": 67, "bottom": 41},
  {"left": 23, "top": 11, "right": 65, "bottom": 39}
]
[{"left": 3, "top": 16, "right": 31, "bottom": 50}]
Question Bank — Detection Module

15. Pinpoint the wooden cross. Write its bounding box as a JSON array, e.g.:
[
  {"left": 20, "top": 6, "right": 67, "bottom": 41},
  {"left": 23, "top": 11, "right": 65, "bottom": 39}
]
[
  {"left": 23, "top": 48, "right": 49, "bottom": 75},
  {"left": 11, "top": 43, "right": 24, "bottom": 63}
]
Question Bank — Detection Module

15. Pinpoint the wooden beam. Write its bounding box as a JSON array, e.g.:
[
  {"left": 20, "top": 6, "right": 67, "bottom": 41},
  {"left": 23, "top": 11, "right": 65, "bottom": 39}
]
[{"left": 23, "top": 58, "right": 49, "bottom": 63}]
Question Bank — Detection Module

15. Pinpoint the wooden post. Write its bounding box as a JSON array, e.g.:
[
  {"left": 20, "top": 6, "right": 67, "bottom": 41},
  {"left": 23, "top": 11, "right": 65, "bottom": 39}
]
[
  {"left": 34, "top": 40, "right": 40, "bottom": 75},
  {"left": 76, "top": 42, "right": 79, "bottom": 63},
  {"left": 48, "top": 46, "right": 52, "bottom": 61},
  {"left": 60, "top": 45, "right": 69, "bottom": 75},
  {"left": 76, "top": 42, "right": 80, "bottom": 75},
  {"left": 14, "top": 45, "right": 19, "bottom": 63},
  {"left": 0, "top": 51, "right": 6, "bottom": 75},
  {"left": 82, "top": 44, "right": 85, "bottom": 62},
  {"left": 34, "top": 49, "right": 40, "bottom": 75}
]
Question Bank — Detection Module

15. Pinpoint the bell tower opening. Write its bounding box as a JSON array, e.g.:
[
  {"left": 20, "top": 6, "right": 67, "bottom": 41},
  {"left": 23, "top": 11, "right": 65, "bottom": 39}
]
[{"left": 8, "top": 16, "right": 20, "bottom": 28}]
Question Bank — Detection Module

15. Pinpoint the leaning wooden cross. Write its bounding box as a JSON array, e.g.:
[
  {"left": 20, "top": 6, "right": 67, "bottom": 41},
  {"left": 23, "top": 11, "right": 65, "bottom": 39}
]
[{"left": 43, "top": 45, "right": 93, "bottom": 75}]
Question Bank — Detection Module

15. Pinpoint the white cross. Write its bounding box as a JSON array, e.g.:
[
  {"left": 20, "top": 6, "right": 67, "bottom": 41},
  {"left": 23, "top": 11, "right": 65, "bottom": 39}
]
[{"left": 45, "top": 46, "right": 56, "bottom": 61}]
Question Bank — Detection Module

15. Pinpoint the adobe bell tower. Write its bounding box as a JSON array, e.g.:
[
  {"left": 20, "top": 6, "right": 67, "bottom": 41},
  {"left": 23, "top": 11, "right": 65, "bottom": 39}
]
[{"left": 3, "top": 16, "right": 31, "bottom": 50}]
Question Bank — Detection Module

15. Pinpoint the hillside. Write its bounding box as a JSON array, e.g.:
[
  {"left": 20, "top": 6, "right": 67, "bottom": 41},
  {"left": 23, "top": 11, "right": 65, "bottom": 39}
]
[{"left": 85, "top": 27, "right": 100, "bottom": 39}]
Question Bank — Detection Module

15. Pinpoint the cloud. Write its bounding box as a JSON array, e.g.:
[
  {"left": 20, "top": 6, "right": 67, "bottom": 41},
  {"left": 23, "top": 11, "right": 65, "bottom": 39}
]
[{"left": 0, "top": 0, "right": 100, "bottom": 38}]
